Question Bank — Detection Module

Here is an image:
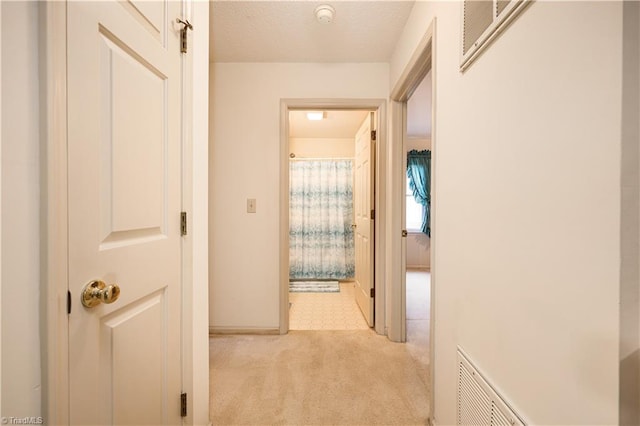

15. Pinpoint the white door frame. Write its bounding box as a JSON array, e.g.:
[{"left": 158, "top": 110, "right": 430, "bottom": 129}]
[
  {"left": 188, "top": 1, "right": 211, "bottom": 424},
  {"left": 388, "top": 18, "right": 436, "bottom": 422},
  {"left": 40, "top": 2, "right": 208, "bottom": 423},
  {"left": 180, "top": 1, "right": 210, "bottom": 425},
  {"left": 279, "top": 99, "right": 387, "bottom": 336},
  {"left": 41, "top": 3, "right": 69, "bottom": 421}
]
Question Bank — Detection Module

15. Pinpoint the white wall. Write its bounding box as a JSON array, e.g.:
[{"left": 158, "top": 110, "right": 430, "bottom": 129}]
[
  {"left": 407, "top": 69, "right": 432, "bottom": 138},
  {"left": 1, "top": 1, "right": 42, "bottom": 418},
  {"left": 405, "top": 232, "right": 429, "bottom": 269},
  {"left": 209, "top": 62, "right": 388, "bottom": 330},
  {"left": 289, "top": 137, "right": 354, "bottom": 159},
  {"left": 391, "top": 1, "right": 623, "bottom": 424}
]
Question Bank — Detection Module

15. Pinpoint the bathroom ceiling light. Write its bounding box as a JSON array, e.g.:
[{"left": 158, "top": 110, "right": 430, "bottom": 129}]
[
  {"left": 314, "top": 5, "right": 335, "bottom": 24},
  {"left": 306, "top": 111, "right": 325, "bottom": 121}
]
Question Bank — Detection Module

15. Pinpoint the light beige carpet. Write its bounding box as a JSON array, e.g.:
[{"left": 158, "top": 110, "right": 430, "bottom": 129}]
[
  {"left": 209, "top": 329, "right": 430, "bottom": 425},
  {"left": 406, "top": 270, "right": 431, "bottom": 369}
]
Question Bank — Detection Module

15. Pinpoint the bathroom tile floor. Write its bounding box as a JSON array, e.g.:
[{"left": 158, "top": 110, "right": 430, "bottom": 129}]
[{"left": 289, "top": 282, "right": 370, "bottom": 330}]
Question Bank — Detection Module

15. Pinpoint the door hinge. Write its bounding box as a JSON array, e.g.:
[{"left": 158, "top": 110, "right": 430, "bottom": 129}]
[
  {"left": 370, "top": 288, "right": 375, "bottom": 298},
  {"left": 181, "top": 392, "right": 187, "bottom": 417},
  {"left": 371, "top": 130, "right": 377, "bottom": 141},
  {"left": 402, "top": 229, "right": 408, "bottom": 237},
  {"left": 181, "top": 212, "right": 188, "bottom": 236},
  {"left": 67, "top": 290, "right": 72, "bottom": 315},
  {"left": 176, "top": 18, "right": 193, "bottom": 54},
  {"left": 370, "top": 209, "right": 375, "bottom": 220}
]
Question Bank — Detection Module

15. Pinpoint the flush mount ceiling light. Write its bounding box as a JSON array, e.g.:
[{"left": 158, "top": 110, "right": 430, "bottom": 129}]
[
  {"left": 314, "top": 5, "right": 335, "bottom": 24},
  {"left": 306, "top": 111, "right": 325, "bottom": 121}
]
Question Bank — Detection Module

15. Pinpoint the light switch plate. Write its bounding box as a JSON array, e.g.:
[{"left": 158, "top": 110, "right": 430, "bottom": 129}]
[{"left": 247, "top": 198, "right": 256, "bottom": 213}]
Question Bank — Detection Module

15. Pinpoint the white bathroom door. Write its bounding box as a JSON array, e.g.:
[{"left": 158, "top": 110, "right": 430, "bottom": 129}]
[
  {"left": 354, "top": 113, "right": 375, "bottom": 327},
  {"left": 67, "top": 1, "right": 183, "bottom": 424}
]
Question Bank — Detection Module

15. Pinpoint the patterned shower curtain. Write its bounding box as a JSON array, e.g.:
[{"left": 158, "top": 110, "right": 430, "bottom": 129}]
[{"left": 289, "top": 160, "right": 355, "bottom": 279}]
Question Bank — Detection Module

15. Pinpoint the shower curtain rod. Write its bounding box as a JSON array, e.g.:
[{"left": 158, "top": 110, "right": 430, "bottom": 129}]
[{"left": 289, "top": 156, "right": 354, "bottom": 161}]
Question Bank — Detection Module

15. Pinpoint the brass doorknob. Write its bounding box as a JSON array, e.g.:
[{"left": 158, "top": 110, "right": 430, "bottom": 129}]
[{"left": 81, "top": 280, "right": 121, "bottom": 308}]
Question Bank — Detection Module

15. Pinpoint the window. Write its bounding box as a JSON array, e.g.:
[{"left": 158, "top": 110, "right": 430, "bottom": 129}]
[
  {"left": 406, "top": 177, "right": 424, "bottom": 232},
  {"left": 461, "top": 0, "right": 531, "bottom": 71}
]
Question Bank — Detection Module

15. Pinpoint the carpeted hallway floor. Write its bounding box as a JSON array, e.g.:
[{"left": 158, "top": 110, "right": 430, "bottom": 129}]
[
  {"left": 210, "top": 330, "right": 430, "bottom": 425},
  {"left": 210, "top": 271, "right": 431, "bottom": 425}
]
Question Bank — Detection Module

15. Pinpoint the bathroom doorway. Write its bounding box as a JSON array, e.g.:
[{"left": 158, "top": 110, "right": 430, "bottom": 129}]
[
  {"left": 279, "top": 99, "right": 387, "bottom": 335},
  {"left": 287, "top": 109, "right": 370, "bottom": 330}
]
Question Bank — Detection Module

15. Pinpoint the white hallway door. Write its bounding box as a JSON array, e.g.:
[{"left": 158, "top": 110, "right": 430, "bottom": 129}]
[
  {"left": 67, "top": 1, "right": 183, "bottom": 424},
  {"left": 354, "top": 113, "right": 375, "bottom": 327}
]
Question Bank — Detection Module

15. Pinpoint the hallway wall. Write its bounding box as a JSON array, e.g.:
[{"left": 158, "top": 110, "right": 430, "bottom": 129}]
[
  {"left": 209, "top": 63, "right": 388, "bottom": 330},
  {"left": 1, "top": 1, "right": 42, "bottom": 418},
  {"left": 391, "top": 1, "right": 624, "bottom": 424}
]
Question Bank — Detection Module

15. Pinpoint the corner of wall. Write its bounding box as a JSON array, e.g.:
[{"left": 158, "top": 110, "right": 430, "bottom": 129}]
[{"left": 620, "top": 2, "right": 640, "bottom": 424}]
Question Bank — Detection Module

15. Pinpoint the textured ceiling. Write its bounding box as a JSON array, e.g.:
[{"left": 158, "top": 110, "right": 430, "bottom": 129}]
[
  {"left": 289, "top": 110, "right": 369, "bottom": 138},
  {"left": 210, "top": 1, "right": 416, "bottom": 62}
]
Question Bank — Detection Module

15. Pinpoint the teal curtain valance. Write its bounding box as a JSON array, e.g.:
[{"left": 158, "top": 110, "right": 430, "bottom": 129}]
[{"left": 407, "top": 149, "right": 431, "bottom": 236}]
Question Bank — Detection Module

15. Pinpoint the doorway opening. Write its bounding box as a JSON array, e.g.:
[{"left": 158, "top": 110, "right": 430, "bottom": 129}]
[
  {"left": 279, "top": 99, "right": 387, "bottom": 336},
  {"left": 287, "top": 109, "right": 370, "bottom": 331},
  {"left": 389, "top": 18, "right": 435, "bottom": 422},
  {"left": 404, "top": 69, "right": 432, "bottom": 366}
]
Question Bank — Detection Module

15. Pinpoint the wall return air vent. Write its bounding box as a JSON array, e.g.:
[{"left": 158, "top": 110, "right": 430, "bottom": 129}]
[
  {"left": 457, "top": 348, "right": 526, "bottom": 426},
  {"left": 461, "top": 0, "right": 531, "bottom": 71}
]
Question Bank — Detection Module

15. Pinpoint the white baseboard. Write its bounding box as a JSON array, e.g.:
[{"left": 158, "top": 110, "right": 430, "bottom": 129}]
[{"left": 209, "top": 326, "right": 280, "bottom": 335}]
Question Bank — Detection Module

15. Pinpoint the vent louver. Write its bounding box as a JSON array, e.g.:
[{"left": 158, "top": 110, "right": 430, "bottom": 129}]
[
  {"left": 460, "top": 0, "right": 531, "bottom": 71},
  {"left": 457, "top": 349, "right": 526, "bottom": 426},
  {"left": 462, "top": 0, "right": 493, "bottom": 55},
  {"left": 497, "top": 0, "right": 511, "bottom": 16},
  {"left": 458, "top": 361, "right": 491, "bottom": 424}
]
